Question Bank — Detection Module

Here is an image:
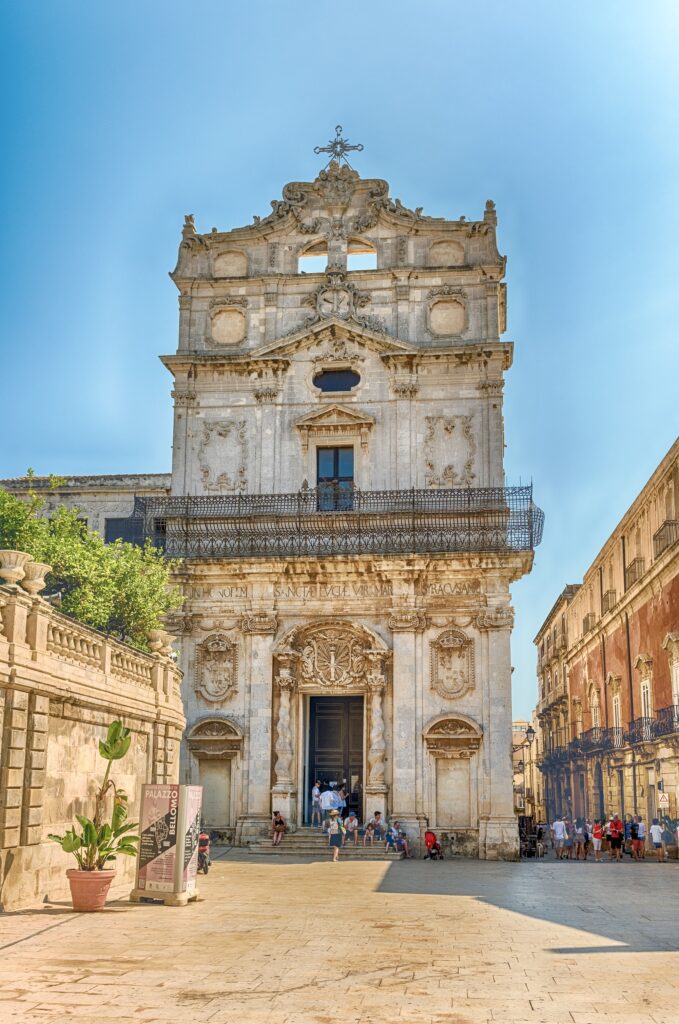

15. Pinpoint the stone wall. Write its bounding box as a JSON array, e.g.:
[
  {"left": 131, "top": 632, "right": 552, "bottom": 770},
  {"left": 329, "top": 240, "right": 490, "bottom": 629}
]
[{"left": 0, "top": 585, "right": 185, "bottom": 911}]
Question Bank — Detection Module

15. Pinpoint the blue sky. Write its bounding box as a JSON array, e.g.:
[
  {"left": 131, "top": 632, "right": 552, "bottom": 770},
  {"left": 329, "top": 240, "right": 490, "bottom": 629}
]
[{"left": 1, "top": 2, "right": 678, "bottom": 717}]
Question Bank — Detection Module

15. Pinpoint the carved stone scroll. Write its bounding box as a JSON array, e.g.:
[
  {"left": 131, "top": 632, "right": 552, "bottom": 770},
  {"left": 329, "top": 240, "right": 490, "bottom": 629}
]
[{"left": 240, "top": 613, "right": 278, "bottom": 635}]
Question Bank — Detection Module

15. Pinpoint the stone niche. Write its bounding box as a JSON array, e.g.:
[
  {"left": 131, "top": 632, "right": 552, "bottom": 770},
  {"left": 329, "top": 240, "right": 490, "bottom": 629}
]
[
  {"left": 211, "top": 308, "right": 246, "bottom": 345},
  {"left": 429, "top": 298, "right": 466, "bottom": 337},
  {"left": 214, "top": 250, "right": 248, "bottom": 278},
  {"left": 429, "top": 239, "right": 464, "bottom": 266}
]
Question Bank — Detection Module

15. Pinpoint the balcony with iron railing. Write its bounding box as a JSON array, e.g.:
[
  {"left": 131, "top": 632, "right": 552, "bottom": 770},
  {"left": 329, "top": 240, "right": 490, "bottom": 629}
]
[
  {"left": 624, "top": 557, "right": 645, "bottom": 591},
  {"left": 130, "top": 485, "right": 544, "bottom": 561},
  {"left": 626, "top": 716, "right": 655, "bottom": 744},
  {"left": 602, "top": 726, "right": 625, "bottom": 750},
  {"left": 555, "top": 631, "right": 567, "bottom": 652},
  {"left": 653, "top": 520, "right": 678, "bottom": 560},
  {"left": 601, "top": 589, "right": 617, "bottom": 615},
  {"left": 580, "top": 726, "right": 605, "bottom": 751},
  {"left": 655, "top": 704, "right": 679, "bottom": 736}
]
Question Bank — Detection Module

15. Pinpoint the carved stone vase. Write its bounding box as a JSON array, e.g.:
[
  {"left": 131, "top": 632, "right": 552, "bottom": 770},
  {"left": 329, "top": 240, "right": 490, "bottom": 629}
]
[
  {"left": 20, "top": 561, "right": 52, "bottom": 596},
  {"left": 0, "top": 550, "right": 33, "bottom": 587}
]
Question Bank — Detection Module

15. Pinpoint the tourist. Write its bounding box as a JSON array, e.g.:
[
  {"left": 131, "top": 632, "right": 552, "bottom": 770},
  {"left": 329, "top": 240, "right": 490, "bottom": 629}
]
[
  {"left": 343, "top": 810, "right": 360, "bottom": 846},
  {"left": 367, "top": 810, "right": 386, "bottom": 840},
  {"left": 608, "top": 814, "right": 624, "bottom": 862},
  {"left": 636, "top": 815, "right": 646, "bottom": 858},
  {"left": 391, "top": 821, "right": 412, "bottom": 858},
  {"left": 363, "top": 820, "right": 375, "bottom": 847},
  {"left": 631, "top": 815, "right": 643, "bottom": 861},
  {"left": 573, "top": 818, "right": 586, "bottom": 860},
  {"left": 650, "top": 818, "right": 664, "bottom": 863},
  {"left": 564, "top": 819, "right": 574, "bottom": 860},
  {"left": 311, "top": 780, "right": 322, "bottom": 827},
  {"left": 272, "top": 810, "right": 286, "bottom": 847},
  {"left": 325, "top": 808, "right": 344, "bottom": 862},
  {"left": 319, "top": 785, "right": 336, "bottom": 823},
  {"left": 551, "top": 816, "right": 567, "bottom": 859},
  {"left": 337, "top": 784, "right": 347, "bottom": 817},
  {"left": 591, "top": 819, "right": 604, "bottom": 862},
  {"left": 583, "top": 818, "right": 592, "bottom": 860}
]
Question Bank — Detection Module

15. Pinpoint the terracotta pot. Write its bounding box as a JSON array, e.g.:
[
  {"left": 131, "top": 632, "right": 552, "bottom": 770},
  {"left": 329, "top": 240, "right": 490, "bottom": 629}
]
[
  {"left": 21, "top": 561, "right": 52, "bottom": 596},
  {"left": 66, "top": 869, "right": 116, "bottom": 912},
  {"left": 0, "top": 550, "right": 32, "bottom": 587}
]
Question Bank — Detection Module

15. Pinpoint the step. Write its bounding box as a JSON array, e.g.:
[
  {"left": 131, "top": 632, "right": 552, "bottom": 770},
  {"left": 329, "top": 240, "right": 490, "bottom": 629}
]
[{"left": 248, "top": 845, "right": 402, "bottom": 860}]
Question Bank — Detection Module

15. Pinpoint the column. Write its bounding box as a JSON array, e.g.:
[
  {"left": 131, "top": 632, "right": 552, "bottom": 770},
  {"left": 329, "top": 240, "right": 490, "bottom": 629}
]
[
  {"left": 239, "top": 613, "right": 277, "bottom": 842},
  {"left": 476, "top": 606, "right": 519, "bottom": 859},
  {"left": 389, "top": 611, "right": 427, "bottom": 839},
  {"left": 365, "top": 653, "right": 388, "bottom": 821},
  {"left": 271, "top": 652, "right": 298, "bottom": 825}
]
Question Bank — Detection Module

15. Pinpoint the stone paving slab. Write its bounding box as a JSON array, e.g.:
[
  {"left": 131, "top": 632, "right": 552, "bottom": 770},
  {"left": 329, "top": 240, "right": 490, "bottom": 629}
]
[{"left": 0, "top": 853, "right": 677, "bottom": 1023}]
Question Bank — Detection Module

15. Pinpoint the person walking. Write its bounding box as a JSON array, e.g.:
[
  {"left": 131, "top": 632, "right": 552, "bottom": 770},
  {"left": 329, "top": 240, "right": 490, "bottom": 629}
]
[
  {"left": 650, "top": 818, "right": 664, "bottom": 863},
  {"left": 636, "top": 815, "right": 646, "bottom": 858},
  {"left": 311, "top": 780, "right": 323, "bottom": 827},
  {"left": 573, "top": 818, "right": 586, "bottom": 860},
  {"left": 551, "top": 816, "right": 567, "bottom": 860},
  {"left": 325, "top": 808, "right": 344, "bottom": 862},
  {"left": 631, "top": 815, "right": 643, "bottom": 861},
  {"left": 591, "top": 819, "right": 604, "bottom": 862}
]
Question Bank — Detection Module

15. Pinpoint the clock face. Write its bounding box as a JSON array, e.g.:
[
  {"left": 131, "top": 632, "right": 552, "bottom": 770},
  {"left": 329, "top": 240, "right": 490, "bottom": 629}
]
[{"left": 318, "top": 286, "right": 352, "bottom": 319}]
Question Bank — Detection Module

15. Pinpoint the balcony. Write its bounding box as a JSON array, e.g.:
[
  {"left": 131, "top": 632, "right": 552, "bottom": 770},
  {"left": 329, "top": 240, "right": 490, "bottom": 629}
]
[
  {"left": 654, "top": 520, "right": 678, "bottom": 560},
  {"left": 655, "top": 705, "right": 679, "bottom": 737},
  {"left": 131, "top": 485, "right": 544, "bottom": 561},
  {"left": 555, "top": 632, "right": 567, "bottom": 652},
  {"left": 582, "top": 612, "right": 597, "bottom": 635},
  {"left": 580, "top": 726, "right": 604, "bottom": 751},
  {"left": 627, "top": 716, "right": 655, "bottom": 744},
  {"left": 602, "top": 726, "right": 625, "bottom": 750},
  {"left": 601, "top": 589, "right": 617, "bottom": 614},
  {"left": 624, "top": 557, "right": 645, "bottom": 591}
]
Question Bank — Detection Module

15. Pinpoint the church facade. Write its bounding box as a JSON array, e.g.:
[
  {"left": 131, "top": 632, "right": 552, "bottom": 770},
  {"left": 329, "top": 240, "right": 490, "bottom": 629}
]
[{"left": 3, "top": 142, "right": 543, "bottom": 857}]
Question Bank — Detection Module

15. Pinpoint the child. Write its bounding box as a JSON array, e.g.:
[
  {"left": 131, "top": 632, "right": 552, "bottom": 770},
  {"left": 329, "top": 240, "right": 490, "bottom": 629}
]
[
  {"left": 272, "top": 810, "right": 286, "bottom": 846},
  {"left": 363, "top": 820, "right": 375, "bottom": 847}
]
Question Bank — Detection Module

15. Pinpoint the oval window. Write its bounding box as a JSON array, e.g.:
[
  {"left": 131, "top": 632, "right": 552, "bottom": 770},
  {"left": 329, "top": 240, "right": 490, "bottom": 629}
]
[{"left": 313, "top": 369, "right": 361, "bottom": 393}]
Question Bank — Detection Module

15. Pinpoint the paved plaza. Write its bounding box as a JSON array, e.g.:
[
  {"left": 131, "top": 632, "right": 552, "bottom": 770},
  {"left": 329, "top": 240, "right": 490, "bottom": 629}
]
[{"left": 0, "top": 851, "right": 678, "bottom": 1024}]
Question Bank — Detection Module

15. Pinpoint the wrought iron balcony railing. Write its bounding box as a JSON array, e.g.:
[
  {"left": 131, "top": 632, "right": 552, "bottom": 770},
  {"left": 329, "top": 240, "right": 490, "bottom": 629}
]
[
  {"left": 602, "top": 726, "right": 625, "bottom": 750},
  {"left": 601, "top": 589, "right": 617, "bottom": 615},
  {"left": 624, "top": 557, "right": 645, "bottom": 591},
  {"left": 131, "top": 485, "right": 544, "bottom": 561},
  {"left": 655, "top": 705, "right": 679, "bottom": 737},
  {"left": 626, "top": 716, "right": 656, "bottom": 744},
  {"left": 580, "top": 726, "right": 604, "bottom": 751},
  {"left": 653, "top": 520, "right": 678, "bottom": 560}
]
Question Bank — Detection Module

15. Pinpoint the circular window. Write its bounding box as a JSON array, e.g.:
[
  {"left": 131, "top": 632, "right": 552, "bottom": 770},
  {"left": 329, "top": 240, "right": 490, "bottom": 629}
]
[{"left": 313, "top": 369, "right": 361, "bottom": 393}]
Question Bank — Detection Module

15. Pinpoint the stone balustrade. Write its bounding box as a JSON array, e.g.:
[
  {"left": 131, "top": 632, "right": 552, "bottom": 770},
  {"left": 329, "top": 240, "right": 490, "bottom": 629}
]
[{"left": 0, "top": 577, "right": 185, "bottom": 911}]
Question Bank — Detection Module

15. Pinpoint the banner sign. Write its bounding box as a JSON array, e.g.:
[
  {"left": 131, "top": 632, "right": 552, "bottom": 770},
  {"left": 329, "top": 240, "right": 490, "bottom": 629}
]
[{"left": 134, "top": 785, "right": 203, "bottom": 898}]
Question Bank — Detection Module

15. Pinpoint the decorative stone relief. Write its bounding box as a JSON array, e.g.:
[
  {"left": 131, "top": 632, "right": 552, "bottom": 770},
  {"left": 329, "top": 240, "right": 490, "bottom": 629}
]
[
  {"left": 423, "top": 715, "right": 482, "bottom": 757},
  {"left": 427, "top": 285, "right": 467, "bottom": 338},
  {"left": 300, "top": 625, "right": 367, "bottom": 689},
  {"left": 475, "top": 607, "right": 515, "bottom": 630},
  {"left": 634, "top": 653, "right": 653, "bottom": 680},
  {"left": 273, "top": 674, "right": 295, "bottom": 786},
  {"left": 366, "top": 659, "right": 387, "bottom": 787},
  {"left": 430, "top": 628, "right": 475, "bottom": 700},
  {"left": 297, "top": 272, "right": 385, "bottom": 335},
  {"left": 187, "top": 718, "right": 243, "bottom": 758},
  {"left": 196, "top": 633, "right": 238, "bottom": 703},
  {"left": 199, "top": 420, "right": 248, "bottom": 493},
  {"left": 209, "top": 296, "right": 248, "bottom": 347},
  {"left": 388, "top": 611, "right": 427, "bottom": 631},
  {"left": 240, "top": 612, "right": 278, "bottom": 634},
  {"left": 424, "top": 415, "right": 476, "bottom": 488},
  {"left": 662, "top": 633, "right": 679, "bottom": 665},
  {"left": 390, "top": 375, "right": 418, "bottom": 398},
  {"left": 295, "top": 404, "right": 374, "bottom": 454},
  {"left": 310, "top": 336, "right": 365, "bottom": 365}
]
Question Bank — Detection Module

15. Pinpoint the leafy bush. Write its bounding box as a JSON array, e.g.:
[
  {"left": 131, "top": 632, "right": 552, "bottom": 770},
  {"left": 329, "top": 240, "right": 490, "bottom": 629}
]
[
  {"left": 0, "top": 479, "right": 182, "bottom": 650},
  {"left": 48, "top": 721, "right": 140, "bottom": 870}
]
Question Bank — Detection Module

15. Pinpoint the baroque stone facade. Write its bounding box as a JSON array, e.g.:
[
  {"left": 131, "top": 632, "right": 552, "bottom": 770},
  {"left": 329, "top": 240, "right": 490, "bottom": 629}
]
[
  {"left": 3, "top": 149, "right": 543, "bottom": 858},
  {"left": 0, "top": 582, "right": 184, "bottom": 910},
  {"left": 535, "top": 438, "right": 679, "bottom": 825}
]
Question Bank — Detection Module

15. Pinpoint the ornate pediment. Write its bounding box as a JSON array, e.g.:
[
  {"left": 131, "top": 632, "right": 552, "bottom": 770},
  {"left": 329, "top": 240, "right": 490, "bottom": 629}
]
[
  {"left": 295, "top": 404, "right": 375, "bottom": 453},
  {"left": 251, "top": 318, "right": 417, "bottom": 361},
  {"left": 423, "top": 714, "right": 482, "bottom": 756},
  {"left": 187, "top": 716, "right": 243, "bottom": 759}
]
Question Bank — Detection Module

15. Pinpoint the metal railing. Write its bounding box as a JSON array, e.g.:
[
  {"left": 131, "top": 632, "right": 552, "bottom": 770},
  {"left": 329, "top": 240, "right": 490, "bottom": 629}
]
[
  {"left": 653, "top": 520, "right": 678, "bottom": 560},
  {"left": 627, "top": 716, "right": 655, "bottom": 744},
  {"left": 655, "top": 705, "right": 679, "bottom": 736},
  {"left": 602, "top": 726, "right": 625, "bottom": 750},
  {"left": 580, "top": 726, "right": 604, "bottom": 751},
  {"left": 601, "top": 589, "right": 617, "bottom": 615},
  {"left": 624, "top": 557, "right": 645, "bottom": 591},
  {"left": 130, "top": 485, "right": 544, "bottom": 560}
]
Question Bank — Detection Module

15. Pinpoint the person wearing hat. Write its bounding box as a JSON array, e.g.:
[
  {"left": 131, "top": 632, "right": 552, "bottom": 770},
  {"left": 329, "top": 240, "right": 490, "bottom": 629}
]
[{"left": 325, "top": 808, "right": 344, "bottom": 861}]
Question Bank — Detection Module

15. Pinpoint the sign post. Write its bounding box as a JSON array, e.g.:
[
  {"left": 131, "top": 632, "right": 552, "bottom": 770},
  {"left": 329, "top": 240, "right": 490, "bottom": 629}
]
[{"left": 130, "top": 784, "right": 203, "bottom": 906}]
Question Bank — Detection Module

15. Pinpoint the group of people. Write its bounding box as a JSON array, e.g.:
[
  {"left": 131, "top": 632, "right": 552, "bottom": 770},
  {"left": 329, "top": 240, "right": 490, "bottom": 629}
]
[
  {"left": 323, "top": 807, "right": 413, "bottom": 861},
  {"left": 549, "top": 814, "right": 672, "bottom": 863}
]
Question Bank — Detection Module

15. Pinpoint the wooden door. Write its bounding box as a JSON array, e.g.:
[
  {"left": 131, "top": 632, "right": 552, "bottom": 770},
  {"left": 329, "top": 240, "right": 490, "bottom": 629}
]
[{"left": 307, "top": 696, "right": 363, "bottom": 820}]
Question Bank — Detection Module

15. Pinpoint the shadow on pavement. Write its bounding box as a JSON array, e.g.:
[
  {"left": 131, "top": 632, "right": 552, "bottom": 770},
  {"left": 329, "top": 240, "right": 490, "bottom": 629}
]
[{"left": 376, "top": 857, "right": 679, "bottom": 954}]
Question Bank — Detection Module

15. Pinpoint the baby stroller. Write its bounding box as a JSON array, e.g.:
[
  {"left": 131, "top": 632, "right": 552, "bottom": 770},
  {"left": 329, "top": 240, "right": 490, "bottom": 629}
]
[{"left": 424, "top": 830, "right": 443, "bottom": 860}]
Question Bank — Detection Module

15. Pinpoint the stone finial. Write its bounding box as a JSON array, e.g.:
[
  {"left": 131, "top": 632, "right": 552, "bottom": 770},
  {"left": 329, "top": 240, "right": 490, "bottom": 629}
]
[
  {"left": 20, "top": 562, "right": 52, "bottom": 597},
  {"left": 0, "top": 550, "right": 33, "bottom": 588},
  {"left": 484, "top": 199, "right": 497, "bottom": 226}
]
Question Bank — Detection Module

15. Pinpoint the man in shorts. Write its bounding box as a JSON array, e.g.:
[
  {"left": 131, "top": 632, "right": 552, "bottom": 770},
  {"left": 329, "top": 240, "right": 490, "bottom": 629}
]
[
  {"left": 631, "top": 815, "right": 644, "bottom": 860},
  {"left": 609, "top": 814, "right": 624, "bottom": 862},
  {"left": 551, "top": 816, "right": 567, "bottom": 859},
  {"left": 650, "top": 818, "right": 664, "bottom": 862}
]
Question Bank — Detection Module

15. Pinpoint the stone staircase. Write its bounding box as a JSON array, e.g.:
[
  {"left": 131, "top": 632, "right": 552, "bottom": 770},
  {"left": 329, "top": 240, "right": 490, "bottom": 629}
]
[{"left": 248, "top": 825, "right": 404, "bottom": 860}]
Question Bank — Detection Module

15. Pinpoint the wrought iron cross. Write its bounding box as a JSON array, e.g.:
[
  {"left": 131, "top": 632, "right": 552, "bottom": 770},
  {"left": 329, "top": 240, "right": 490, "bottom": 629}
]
[{"left": 314, "top": 125, "right": 364, "bottom": 167}]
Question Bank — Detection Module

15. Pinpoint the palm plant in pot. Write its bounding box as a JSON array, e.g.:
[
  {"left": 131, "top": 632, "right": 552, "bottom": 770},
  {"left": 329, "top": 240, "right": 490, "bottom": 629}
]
[{"left": 48, "top": 720, "right": 140, "bottom": 911}]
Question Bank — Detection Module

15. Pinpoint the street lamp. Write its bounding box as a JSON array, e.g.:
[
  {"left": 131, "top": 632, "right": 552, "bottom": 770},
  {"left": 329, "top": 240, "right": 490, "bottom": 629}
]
[
  {"left": 524, "top": 726, "right": 535, "bottom": 817},
  {"left": 525, "top": 725, "right": 536, "bottom": 745}
]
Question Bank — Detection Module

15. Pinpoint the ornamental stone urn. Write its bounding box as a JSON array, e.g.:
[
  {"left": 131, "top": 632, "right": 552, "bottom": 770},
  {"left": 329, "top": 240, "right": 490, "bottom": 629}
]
[
  {"left": 0, "top": 550, "right": 33, "bottom": 587},
  {"left": 148, "top": 628, "right": 175, "bottom": 655},
  {"left": 21, "top": 561, "right": 52, "bottom": 596}
]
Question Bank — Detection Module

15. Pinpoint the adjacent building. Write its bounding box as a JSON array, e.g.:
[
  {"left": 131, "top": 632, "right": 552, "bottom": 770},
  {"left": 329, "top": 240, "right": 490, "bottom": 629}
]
[
  {"left": 536, "top": 439, "right": 679, "bottom": 824},
  {"left": 3, "top": 142, "right": 544, "bottom": 856}
]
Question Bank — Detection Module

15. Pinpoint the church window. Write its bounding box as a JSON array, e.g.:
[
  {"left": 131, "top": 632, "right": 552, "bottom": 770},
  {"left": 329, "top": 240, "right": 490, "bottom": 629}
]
[
  {"left": 317, "top": 446, "right": 354, "bottom": 511},
  {"left": 298, "top": 241, "right": 328, "bottom": 273},
  {"left": 347, "top": 238, "right": 377, "bottom": 271},
  {"left": 313, "top": 369, "right": 360, "bottom": 393},
  {"left": 104, "top": 517, "right": 144, "bottom": 545}
]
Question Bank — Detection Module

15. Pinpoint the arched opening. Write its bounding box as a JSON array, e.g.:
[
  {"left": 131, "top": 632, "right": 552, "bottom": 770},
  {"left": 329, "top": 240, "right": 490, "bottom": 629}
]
[
  {"left": 347, "top": 238, "right": 377, "bottom": 271},
  {"left": 313, "top": 368, "right": 361, "bottom": 393},
  {"left": 298, "top": 241, "right": 328, "bottom": 273}
]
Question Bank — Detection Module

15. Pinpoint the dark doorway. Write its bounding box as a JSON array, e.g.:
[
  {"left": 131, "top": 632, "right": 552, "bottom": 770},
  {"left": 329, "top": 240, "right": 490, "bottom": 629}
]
[
  {"left": 307, "top": 696, "right": 363, "bottom": 821},
  {"left": 317, "top": 446, "right": 354, "bottom": 511}
]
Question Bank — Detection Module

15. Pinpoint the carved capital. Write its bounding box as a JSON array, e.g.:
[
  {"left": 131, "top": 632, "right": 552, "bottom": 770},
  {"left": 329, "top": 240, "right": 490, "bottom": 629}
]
[
  {"left": 475, "top": 607, "right": 514, "bottom": 630},
  {"left": 388, "top": 610, "right": 427, "bottom": 632},
  {"left": 390, "top": 376, "right": 418, "bottom": 399},
  {"left": 241, "top": 612, "right": 278, "bottom": 635},
  {"left": 209, "top": 295, "right": 248, "bottom": 314},
  {"left": 253, "top": 386, "right": 280, "bottom": 404},
  {"left": 172, "top": 390, "right": 197, "bottom": 408}
]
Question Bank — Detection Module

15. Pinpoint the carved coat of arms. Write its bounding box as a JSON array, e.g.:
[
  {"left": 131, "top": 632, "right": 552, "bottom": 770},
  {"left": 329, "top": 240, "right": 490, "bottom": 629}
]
[
  {"left": 196, "top": 633, "right": 238, "bottom": 702},
  {"left": 299, "top": 626, "right": 366, "bottom": 688},
  {"left": 430, "top": 628, "right": 474, "bottom": 700}
]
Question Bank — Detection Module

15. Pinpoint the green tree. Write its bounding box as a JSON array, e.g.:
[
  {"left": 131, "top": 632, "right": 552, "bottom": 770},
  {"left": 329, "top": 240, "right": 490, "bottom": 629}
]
[{"left": 0, "top": 484, "right": 182, "bottom": 650}]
